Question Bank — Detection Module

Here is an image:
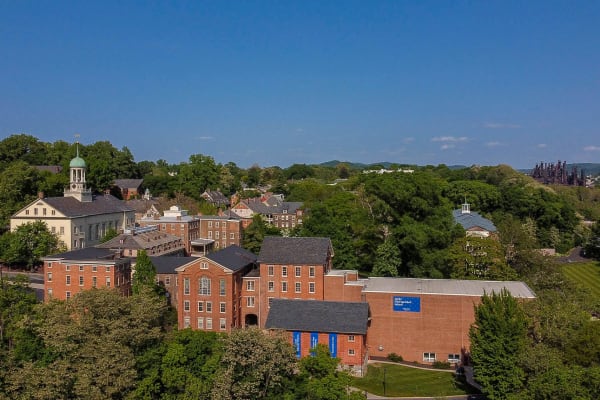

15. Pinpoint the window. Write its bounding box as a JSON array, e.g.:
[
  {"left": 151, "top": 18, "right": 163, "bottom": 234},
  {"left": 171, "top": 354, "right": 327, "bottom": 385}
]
[
  {"left": 448, "top": 354, "right": 461, "bottom": 363},
  {"left": 79, "top": 276, "right": 84, "bottom": 286},
  {"left": 47, "top": 262, "right": 52, "bottom": 269},
  {"left": 66, "top": 291, "right": 71, "bottom": 299},
  {"left": 66, "top": 275, "right": 71, "bottom": 285},
  {"left": 208, "top": 221, "right": 212, "bottom": 228},
  {"left": 295, "top": 282, "right": 301, "bottom": 293},
  {"left": 66, "top": 265, "right": 71, "bottom": 271},
  {"left": 219, "top": 279, "right": 226, "bottom": 296},
  {"left": 105, "top": 266, "right": 111, "bottom": 272},
  {"left": 215, "top": 231, "right": 219, "bottom": 239},
  {"left": 208, "top": 231, "right": 212, "bottom": 238},
  {"left": 247, "top": 297, "right": 255, "bottom": 307},
  {"left": 423, "top": 352, "right": 436, "bottom": 362},
  {"left": 201, "top": 262, "right": 208, "bottom": 269},
  {"left": 199, "top": 276, "right": 211, "bottom": 295},
  {"left": 51, "top": 226, "right": 56, "bottom": 233},
  {"left": 34, "top": 208, "right": 38, "bottom": 215},
  {"left": 197, "top": 317, "right": 204, "bottom": 329},
  {"left": 47, "top": 272, "right": 53, "bottom": 282},
  {"left": 92, "top": 265, "right": 97, "bottom": 272},
  {"left": 295, "top": 266, "right": 301, "bottom": 277},
  {"left": 281, "top": 282, "right": 288, "bottom": 292},
  {"left": 348, "top": 335, "right": 355, "bottom": 342},
  {"left": 282, "top": 266, "right": 287, "bottom": 277},
  {"left": 309, "top": 266, "right": 315, "bottom": 277},
  {"left": 246, "top": 280, "right": 255, "bottom": 291},
  {"left": 47, "top": 288, "right": 53, "bottom": 297},
  {"left": 165, "top": 277, "right": 171, "bottom": 285},
  {"left": 184, "top": 300, "right": 190, "bottom": 311},
  {"left": 268, "top": 265, "right": 274, "bottom": 276},
  {"left": 79, "top": 265, "right": 84, "bottom": 272},
  {"left": 25, "top": 209, "right": 29, "bottom": 215},
  {"left": 92, "top": 276, "right": 97, "bottom": 288},
  {"left": 220, "top": 318, "right": 226, "bottom": 330},
  {"left": 215, "top": 221, "right": 220, "bottom": 228},
  {"left": 309, "top": 282, "right": 315, "bottom": 293},
  {"left": 206, "top": 302, "right": 212, "bottom": 313},
  {"left": 220, "top": 302, "right": 226, "bottom": 313},
  {"left": 348, "top": 349, "right": 356, "bottom": 356},
  {"left": 268, "top": 281, "right": 274, "bottom": 292},
  {"left": 105, "top": 277, "right": 111, "bottom": 288},
  {"left": 183, "top": 317, "right": 191, "bottom": 328},
  {"left": 60, "top": 226, "right": 64, "bottom": 235},
  {"left": 268, "top": 297, "right": 274, "bottom": 308},
  {"left": 52, "top": 210, "right": 55, "bottom": 215},
  {"left": 184, "top": 278, "right": 190, "bottom": 295},
  {"left": 230, "top": 233, "right": 235, "bottom": 239},
  {"left": 206, "top": 318, "right": 213, "bottom": 330},
  {"left": 198, "top": 301, "right": 204, "bottom": 312}
]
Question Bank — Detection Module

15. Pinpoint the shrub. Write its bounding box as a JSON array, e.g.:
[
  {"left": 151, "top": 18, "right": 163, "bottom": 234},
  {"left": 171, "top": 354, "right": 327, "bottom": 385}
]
[
  {"left": 432, "top": 361, "right": 452, "bottom": 369},
  {"left": 387, "top": 353, "right": 403, "bottom": 362}
]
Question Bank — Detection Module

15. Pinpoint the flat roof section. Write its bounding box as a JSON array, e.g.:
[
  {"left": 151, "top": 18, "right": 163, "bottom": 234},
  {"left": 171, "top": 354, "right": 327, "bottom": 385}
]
[{"left": 363, "top": 277, "right": 536, "bottom": 298}]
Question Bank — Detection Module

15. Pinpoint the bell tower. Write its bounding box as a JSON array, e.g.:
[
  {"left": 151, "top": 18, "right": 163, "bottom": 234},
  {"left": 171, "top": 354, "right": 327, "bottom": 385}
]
[{"left": 64, "top": 140, "right": 93, "bottom": 202}]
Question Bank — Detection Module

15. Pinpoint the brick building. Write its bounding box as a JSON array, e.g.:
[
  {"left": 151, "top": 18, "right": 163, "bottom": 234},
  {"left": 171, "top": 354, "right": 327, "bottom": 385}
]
[
  {"left": 95, "top": 226, "right": 185, "bottom": 258},
  {"left": 43, "top": 248, "right": 132, "bottom": 301},
  {"left": 138, "top": 205, "right": 200, "bottom": 256},
  {"left": 230, "top": 194, "right": 304, "bottom": 229},
  {"left": 150, "top": 256, "right": 197, "bottom": 308},
  {"left": 194, "top": 215, "right": 244, "bottom": 254}
]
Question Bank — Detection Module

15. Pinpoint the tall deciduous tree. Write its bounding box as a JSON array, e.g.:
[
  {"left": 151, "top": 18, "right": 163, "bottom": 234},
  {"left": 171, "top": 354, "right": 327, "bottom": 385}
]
[
  {"left": 243, "top": 214, "right": 281, "bottom": 254},
  {"left": 372, "top": 238, "right": 401, "bottom": 277},
  {"left": 469, "top": 289, "right": 527, "bottom": 400},
  {"left": 132, "top": 250, "right": 157, "bottom": 295},
  {"left": 2, "top": 221, "right": 65, "bottom": 269},
  {"left": 446, "top": 236, "right": 517, "bottom": 281}
]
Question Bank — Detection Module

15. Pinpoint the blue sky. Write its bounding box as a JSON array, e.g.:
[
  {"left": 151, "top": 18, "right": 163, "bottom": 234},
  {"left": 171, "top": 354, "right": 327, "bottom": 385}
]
[{"left": 1, "top": 1, "right": 599, "bottom": 168}]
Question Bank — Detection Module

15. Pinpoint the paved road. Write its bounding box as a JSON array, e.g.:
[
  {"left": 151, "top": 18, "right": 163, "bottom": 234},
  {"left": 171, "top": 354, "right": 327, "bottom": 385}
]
[{"left": 2, "top": 271, "right": 45, "bottom": 301}]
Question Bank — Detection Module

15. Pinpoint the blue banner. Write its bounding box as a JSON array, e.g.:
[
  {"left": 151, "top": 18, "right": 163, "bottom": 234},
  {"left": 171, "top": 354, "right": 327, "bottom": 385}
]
[
  {"left": 393, "top": 296, "right": 421, "bottom": 312},
  {"left": 328, "top": 333, "right": 337, "bottom": 358},
  {"left": 293, "top": 331, "right": 301, "bottom": 358},
  {"left": 310, "top": 332, "right": 319, "bottom": 355}
]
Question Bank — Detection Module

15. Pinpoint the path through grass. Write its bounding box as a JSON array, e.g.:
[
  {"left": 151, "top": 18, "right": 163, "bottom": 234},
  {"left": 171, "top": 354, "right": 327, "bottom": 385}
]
[{"left": 352, "top": 362, "right": 476, "bottom": 397}]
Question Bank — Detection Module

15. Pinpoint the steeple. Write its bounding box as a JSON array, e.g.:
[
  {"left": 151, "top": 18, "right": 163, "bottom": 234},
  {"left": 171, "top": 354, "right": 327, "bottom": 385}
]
[
  {"left": 461, "top": 198, "right": 470, "bottom": 214},
  {"left": 64, "top": 137, "right": 93, "bottom": 202}
]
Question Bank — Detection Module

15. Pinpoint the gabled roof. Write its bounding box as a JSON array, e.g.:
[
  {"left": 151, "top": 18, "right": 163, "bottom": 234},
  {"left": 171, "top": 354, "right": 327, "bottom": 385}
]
[
  {"left": 265, "top": 299, "right": 369, "bottom": 334},
  {"left": 452, "top": 209, "right": 497, "bottom": 232},
  {"left": 236, "top": 197, "right": 303, "bottom": 216},
  {"left": 205, "top": 245, "right": 257, "bottom": 272},
  {"left": 31, "top": 195, "right": 134, "bottom": 218},
  {"left": 96, "top": 230, "right": 183, "bottom": 253},
  {"left": 114, "top": 179, "right": 144, "bottom": 189},
  {"left": 258, "top": 237, "right": 332, "bottom": 265},
  {"left": 149, "top": 256, "right": 197, "bottom": 274},
  {"left": 201, "top": 189, "right": 230, "bottom": 205}
]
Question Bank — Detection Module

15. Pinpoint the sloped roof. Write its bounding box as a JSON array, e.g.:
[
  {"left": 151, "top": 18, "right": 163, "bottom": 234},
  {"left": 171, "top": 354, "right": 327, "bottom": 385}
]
[
  {"left": 201, "top": 190, "right": 230, "bottom": 204},
  {"left": 258, "top": 237, "right": 332, "bottom": 265},
  {"left": 96, "top": 230, "right": 183, "bottom": 253},
  {"left": 42, "top": 195, "right": 134, "bottom": 217},
  {"left": 43, "top": 247, "right": 122, "bottom": 261},
  {"left": 205, "top": 245, "right": 257, "bottom": 272},
  {"left": 265, "top": 299, "right": 369, "bottom": 334},
  {"left": 114, "top": 179, "right": 144, "bottom": 189},
  {"left": 240, "top": 197, "right": 303, "bottom": 215},
  {"left": 452, "top": 209, "right": 497, "bottom": 232},
  {"left": 149, "top": 256, "right": 197, "bottom": 274}
]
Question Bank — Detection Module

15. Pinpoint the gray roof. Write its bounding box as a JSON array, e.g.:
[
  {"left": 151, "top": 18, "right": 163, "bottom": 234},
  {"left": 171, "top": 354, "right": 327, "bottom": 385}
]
[
  {"left": 453, "top": 209, "right": 497, "bottom": 232},
  {"left": 363, "top": 277, "right": 536, "bottom": 298},
  {"left": 150, "top": 256, "right": 197, "bottom": 274},
  {"left": 265, "top": 299, "right": 369, "bottom": 334},
  {"left": 206, "top": 245, "right": 257, "bottom": 272},
  {"left": 96, "top": 231, "right": 183, "bottom": 252},
  {"left": 42, "top": 195, "right": 134, "bottom": 217},
  {"left": 241, "top": 197, "right": 303, "bottom": 215},
  {"left": 201, "top": 190, "right": 230, "bottom": 205},
  {"left": 114, "top": 179, "right": 144, "bottom": 189},
  {"left": 43, "top": 247, "right": 124, "bottom": 261},
  {"left": 126, "top": 199, "right": 157, "bottom": 213},
  {"left": 258, "top": 237, "right": 332, "bottom": 265}
]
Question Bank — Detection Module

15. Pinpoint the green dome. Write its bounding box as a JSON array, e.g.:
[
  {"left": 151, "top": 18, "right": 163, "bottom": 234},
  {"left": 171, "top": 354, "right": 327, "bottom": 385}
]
[{"left": 70, "top": 156, "right": 86, "bottom": 168}]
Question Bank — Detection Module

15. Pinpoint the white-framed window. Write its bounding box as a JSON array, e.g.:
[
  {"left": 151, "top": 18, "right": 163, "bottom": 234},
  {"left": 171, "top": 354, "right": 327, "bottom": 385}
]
[
  {"left": 220, "top": 302, "right": 226, "bottom": 313},
  {"left": 295, "top": 282, "right": 301, "bottom": 293},
  {"left": 106, "top": 266, "right": 111, "bottom": 272},
  {"left": 60, "top": 226, "right": 64, "bottom": 235},
  {"left": 47, "top": 288, "right": 53, "bottom": 297},
  {"left": 230, "top": 233, "right": 235, "bottom": 239},
  {"left": 66, "top": 275, "right": 71, "bottom": 285},
  {"left": 220, "top": 279, "right": 226, "bottom": 296},
  {"left": 206, "top": 318, "right": 213, "bottom": 330},
  {"left": 66, "top": 291, "right": 71, "bottom": 299},
  {"left": 215, "top": 231, "right": 219, "bottom": 239},
  {"left": 199, "top": 276, "right": 211, "bottom": 295},
  {"left": 247, "top": 296, "right": 255, "bottom": 307},
  {"left": 268, "top": 281, "right": 274, "bottom": 292},
  {"left": 423, "top": 352, "right": 436, "bottom": 362},
  {"left": 66, "top": 265, "right": 71, "bottom": 271},
  {"left": 208, "top": 221, "right": 212, "bottom": 228},
  {"left": 47, "top": 272, "right": 53, "bottom": 282},
  {"left": 309, "top": 282, "right": 315, "bottom": 293},
  {"left": 216, "top": 221, "right": 220, "bottom": 228},
  {"left": 348, "top": 349, "right": 356, "bottom": 356},
  {"left": 184, "top": 278, "right": 190, "bottom": 295},
  {"left": 220, "top": 318, "right": 226, "bottom": 330},
  {"left": 268, "top": 265, "right": 274, "bottom": 276},
  {"left": 79, "top": 276, "right": 84, "bottom": 286},
  {"left": 246, "top": 280, "right": 255, "bottom": 291},
  {"left": 184, "top": 300, "right": 190, "bottom": 311},
  {"left": 281, "top": 282, "right": 288, "bottom": 292},
  {"left": 198, "top": 301, "right": 204, "bottom": 312},
  {"left": 208, "top": 231, "right": 213, "bottom": 239},
  {"left": 105, "top": 277, "right": 111, "bottom": 287},
  {"left": 201, "top": 262, "right": 208, "bottom": 269},
  {"left": 206, "top": 301, "right": 212, "bottom": 313},
  {"left": 92, "top": 276, "right": 97, "bottom": 287},
  {"left": 165, "top": 277, "right": 171, "bottom": 285},
  {"left": 309, "top": 266, "right": 315, "bottom": 277},
  {"left": 268, "top": 297, "right": 274, "bottom": 308},
  {"left": 92, "top": 265, "right": 97, "bottom": 272},
  {"left": 282, "top": 266, "right": 287, "bottom": 277},
  {"left": 183, "top": 317, "right": 190, "bottom": 328},
  {"left": 295, "top": 266, "right": 301, "bottom": 277},
  {"left": 197, "top": 317, "right": 204, "bottom": 329},
  {"left": 47, "top": 262, "right": 52, "bottom": 269},
  {"left": 79, "top": 265, "right": 84, "bottom": 272},
  {"left": 348, "top": 335, "right": 355, "bottom": 342},
  {"left": 448, "top": 354, "right": 461, "bottom": 363}
]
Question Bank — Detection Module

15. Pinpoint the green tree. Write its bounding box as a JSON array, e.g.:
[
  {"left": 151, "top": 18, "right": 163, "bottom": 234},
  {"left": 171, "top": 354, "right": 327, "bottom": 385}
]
[
  {"left": 132, "top": 250, "right": 157, "bottom": 295},
  {"left": 372, "top": 238, "right": 401, "bottom": 277},
  {"left": 0, "top": 134, "right": 48, "bottom": 170},
  {"left": 3, "top": 221, "right": 65, "bottom": 269},
  {"left": 177, "top": 154, "right": 221, "bottom": 199},
  {"left": 0, "top": 274, "right": 37, "bottom": 352},
  {"left": 446, "top": 237, "right": 517, "bottom": 280},
  {"left": 0, "top": 161, "right": 41, "bottom": 226},
  {"left": 243, "top": 214, "right": 281, "bottom": 254},
  {"left": 211, "top": 328, "right": 297, "bottom": 400},
  {"left": 99, "top": 228, "right": 119, "bottom": 244},
  {"left": 469, "top": 289, "right": 528, "bottom": 400}
]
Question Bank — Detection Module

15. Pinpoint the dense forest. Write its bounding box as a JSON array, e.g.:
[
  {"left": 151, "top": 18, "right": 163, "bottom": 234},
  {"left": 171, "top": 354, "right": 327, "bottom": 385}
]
[{"left": 1, "top": 134, "right": 600, "bottom": 399}]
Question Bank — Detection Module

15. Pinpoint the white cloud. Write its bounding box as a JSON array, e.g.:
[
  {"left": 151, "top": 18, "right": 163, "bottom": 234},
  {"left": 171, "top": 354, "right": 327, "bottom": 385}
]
[
  {"left": 584, "top": 145, "right": 600, "bottom": 151},
  {"left": 537, "top": 143, "right": 547, "bottom": 148},
  {"left": 440, "top": 144, "right": 455, "bottom": 150},
  {"left": 483, "top": 122, "right": 521, "bottom": 129},
  {"left": 485, "top": 141, "right": 502, "bottom": 147},
  {"left": 431, "top": 136, "right": 468, "bottom": 142}
]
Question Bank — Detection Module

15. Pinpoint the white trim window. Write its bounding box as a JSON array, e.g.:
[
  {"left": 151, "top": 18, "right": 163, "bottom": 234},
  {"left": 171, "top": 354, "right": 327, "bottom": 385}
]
[{"left": 423, "top": 352, "right": 436, "bottom": 362}]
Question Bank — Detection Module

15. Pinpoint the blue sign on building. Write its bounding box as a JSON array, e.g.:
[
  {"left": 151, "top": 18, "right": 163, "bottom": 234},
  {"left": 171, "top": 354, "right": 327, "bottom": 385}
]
[
  {"left": 328, "top": 333, "right": 337, "bottom": 358},
  {"left": 310, "top": 332, "right": 319, "bottom": 354},
  {"left": 393, "top": 296, "right": 421, "bottom": 312},
  {"left": 293, "top": 331, "right": 301, "bottom": 358}
]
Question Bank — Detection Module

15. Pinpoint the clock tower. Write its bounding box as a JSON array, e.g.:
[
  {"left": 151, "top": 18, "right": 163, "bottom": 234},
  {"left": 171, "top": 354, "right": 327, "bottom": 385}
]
[{"left": 64, "top": 142, "right": 93, "bottom": 202}]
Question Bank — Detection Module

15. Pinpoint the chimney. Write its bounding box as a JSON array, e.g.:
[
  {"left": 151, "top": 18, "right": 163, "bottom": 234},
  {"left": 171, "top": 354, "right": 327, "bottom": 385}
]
[{"left": 38, "top": 191, "right": 44, "bottom": 199}]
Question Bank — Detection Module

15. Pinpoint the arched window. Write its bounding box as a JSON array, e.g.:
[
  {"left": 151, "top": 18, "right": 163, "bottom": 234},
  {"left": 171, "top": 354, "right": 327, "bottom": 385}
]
[{"left": 199, "top": 276, "right": 211, "bottom": 296}]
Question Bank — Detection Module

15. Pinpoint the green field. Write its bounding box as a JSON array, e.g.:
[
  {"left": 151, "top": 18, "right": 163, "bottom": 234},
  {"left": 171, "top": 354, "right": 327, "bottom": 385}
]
[
  {"left": 562, "top": 261, "right": 600, "bottom": 299},
  {"left": 352, "top": 363, "right": 476, "bottom": 397}
]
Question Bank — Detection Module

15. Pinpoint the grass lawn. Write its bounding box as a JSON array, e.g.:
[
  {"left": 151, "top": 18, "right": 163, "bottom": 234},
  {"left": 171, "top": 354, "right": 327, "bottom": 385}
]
[
  {"left": 352, "top": 363, "right": 477, "bottom": 397},
  {"left": 561, "top": 260, "right": 600, "bottom": 300}
]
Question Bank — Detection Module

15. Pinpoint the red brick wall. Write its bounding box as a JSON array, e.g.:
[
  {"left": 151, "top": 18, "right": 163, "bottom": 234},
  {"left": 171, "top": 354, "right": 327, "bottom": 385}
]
[
  {"left": 324, "top": 273, "right": 364, "bottom": 302},
  {"left": 284, "top": 331, "right": 366, "bottom": 367}
]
